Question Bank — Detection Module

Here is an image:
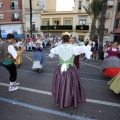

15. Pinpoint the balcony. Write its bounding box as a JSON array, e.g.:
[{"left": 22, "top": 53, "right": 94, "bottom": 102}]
[
  {"left": 27, "top": 27, "right": 39, "bottom": 32},
  {"left": 76, "top": 25, "right": 89, "bottom": 32},
  {"left": 40, "top": 25, "right": 73, "bottom": 31}
]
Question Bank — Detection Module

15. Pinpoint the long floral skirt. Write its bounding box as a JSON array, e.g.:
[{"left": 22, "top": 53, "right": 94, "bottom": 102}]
[{"left": 52, "top": 64, "right": 86, "bottom": 109}]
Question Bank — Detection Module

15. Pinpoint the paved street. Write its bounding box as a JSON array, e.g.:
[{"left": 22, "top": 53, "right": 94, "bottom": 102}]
[{"left": 0, "top": 48, "right": 120, "bottom": 120}]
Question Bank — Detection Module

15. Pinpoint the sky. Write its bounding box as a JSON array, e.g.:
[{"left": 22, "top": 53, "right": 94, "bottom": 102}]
[{"left": 56, "top": 0, "right": 74, "bottom": 11}]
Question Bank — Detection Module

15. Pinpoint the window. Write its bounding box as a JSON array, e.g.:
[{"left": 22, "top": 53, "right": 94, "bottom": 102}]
[
  {"left": 32, "top": 22, "right": 35, "bottom": 31},
  {"left": 65, "top": 20, "right": 71, "bottom": 25},
  {"left": 43, "top": 21, "right": 49, "bottom": 26},
  {"left": 79, "top": 20, "right": 86, "bottom": 25},
  {"left": 12, "top": 13, "right": 19, "bottom": 20},
  {"left": 78, "top": 1, "right": 82, "bottom": 10},
  {"left": 11, "top": 1, "right": 18, "bottom": 9},
  {"left": 54, "top": 20, "right": 59, "bottom": 26},
  {"left": 0, "top": 2, "right": 3, "bottom": 8},
  {"left": 0, "top": 14, "right": 4, "bottom": 19}
]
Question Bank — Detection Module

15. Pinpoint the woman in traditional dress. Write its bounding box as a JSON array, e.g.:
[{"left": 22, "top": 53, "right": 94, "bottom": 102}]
[
  {"left": 107, "top": 72, "right": 120, "bottom": 94},
  {"left": 32, "top": 39, "right": 46, "bottom": 73},
  {"left": 102, "top": 41, "right": 120, "bottom": 77},
  {"left": 49, "top": 32, "right": 92, "bottom": 109}
]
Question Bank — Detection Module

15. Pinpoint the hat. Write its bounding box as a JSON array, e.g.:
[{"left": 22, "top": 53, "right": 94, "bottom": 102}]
[
  {"left": 36, "top": 39, "right": 41, "bottom": 43},
  {"left": 63, "top": 32, "right": 70, "bottom": 37}
]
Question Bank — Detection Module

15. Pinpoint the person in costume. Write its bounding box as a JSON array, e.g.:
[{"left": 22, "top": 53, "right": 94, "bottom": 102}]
[
  {"left": 0, "top": 33, "right": 26, "bottom": 91},
  {"left": 107, "top": 73, "right": 120, "bottom": 94},
  {"left": 49, "top": 32, "right": 92, "bottom": 109},
  {"left": 13, "top": 39, "right": 22, "bottom": 67},
  {"left": 102, "top": 41, "right": 120, "bottom": 77},
  {"left": 32, "top": 39, "right": 46, "bottom": 73}
]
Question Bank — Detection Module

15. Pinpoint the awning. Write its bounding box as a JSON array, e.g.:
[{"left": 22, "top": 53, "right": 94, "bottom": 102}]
[{"left": 2, "top": 34, "right": 24, "bottom": 39}]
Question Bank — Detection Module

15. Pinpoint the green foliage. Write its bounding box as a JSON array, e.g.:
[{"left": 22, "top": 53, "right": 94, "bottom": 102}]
[{"left": 83, "top": 0, "right": 103, "bottom": 20}]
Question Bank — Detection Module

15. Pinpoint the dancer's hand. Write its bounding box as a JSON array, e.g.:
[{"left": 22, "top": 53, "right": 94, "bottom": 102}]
[{"left": 21, "top": 47, "right": 26, "bottom": 52}]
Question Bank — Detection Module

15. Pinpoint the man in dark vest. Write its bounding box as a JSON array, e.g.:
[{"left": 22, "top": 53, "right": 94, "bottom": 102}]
[{"left": 0, "top": 33, "right": 26, "bottom": 91}]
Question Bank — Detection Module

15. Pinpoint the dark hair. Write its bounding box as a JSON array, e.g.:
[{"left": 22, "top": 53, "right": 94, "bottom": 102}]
[
  {"left": 62, "top": 35, "right": 70, "bottom": 42},
  {"left": 7, "top": 33, "right": 14, "bottom": 40}
]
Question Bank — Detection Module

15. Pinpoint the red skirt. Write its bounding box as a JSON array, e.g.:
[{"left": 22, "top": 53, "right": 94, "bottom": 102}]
[
  {"left": 74, "top": 55, "right": 80, "bottom": 69},
  {"left": 103, "top": 68, "right": 120, "bottom": 77}
]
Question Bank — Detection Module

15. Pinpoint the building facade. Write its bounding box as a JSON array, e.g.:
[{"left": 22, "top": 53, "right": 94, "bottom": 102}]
[
  {"left": 40, "top": 0, "right": 91, "bottom": 40},
  {"left": 23, "top": 0, "right": 117, "bottom": 42},
  {"left": 23, "top": 0, "right": 43, "bottom": 38},
  {"left": 114, "top": 0, "right": 120, "bottom": 42},
  {"left": 96, "top": 0, "right": 117, "bottom": 42},
  {"left": 0, "top": 0, "right": 24, "bottom": 39}
]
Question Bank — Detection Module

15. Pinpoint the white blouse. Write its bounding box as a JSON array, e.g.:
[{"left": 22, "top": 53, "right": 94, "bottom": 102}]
[
  {"left": 108, "top": 47, "right": 117, "bottom": 51},
  {"left": 49, "top": 44, "right": 92, "bottom": 59}
]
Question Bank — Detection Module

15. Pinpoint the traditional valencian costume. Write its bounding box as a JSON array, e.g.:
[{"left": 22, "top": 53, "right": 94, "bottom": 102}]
[
  {"left": 49, "top": 32, "right": 92, "bottom": 109},
  {"left": 0, "top": 33, "right": 25, "bottom": 91},
  {"left": 102, "top": 44, "right": 120, "bottom": 77},
  {"left": 108, "top": 73, "right": 120, "bottom": 94},
  {"left": 32, "top": 39, "right": 46, "bottom": 73}
]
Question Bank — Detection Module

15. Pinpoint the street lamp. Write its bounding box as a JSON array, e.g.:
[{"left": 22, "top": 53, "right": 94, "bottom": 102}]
[
  {"left": 29, "top": 0, "right": 32, "bottom": 38},
  {"left": 48, "top": 21, "right": 49, "bottom": 36},
  {"left": 0, "top": 25, "right": 2, "bottom": 38}
]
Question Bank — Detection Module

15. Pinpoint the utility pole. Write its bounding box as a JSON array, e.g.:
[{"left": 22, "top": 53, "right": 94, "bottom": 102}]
[
  {"left": 29, "top": 0, "right": 32, "bottom": 38},
  {"left": 48, "top": 21, "right": 49, "bottom": 36},
  {"left": 0, "top": 25, "right": 2, "bottom": 38},
  {"left": 98, "top": 0, "right": 108, "bottom": 60}
]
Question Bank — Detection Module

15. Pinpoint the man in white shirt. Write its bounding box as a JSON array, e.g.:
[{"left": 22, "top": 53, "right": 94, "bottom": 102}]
[
  {"left": 0, "top": 33, "right": 26, "bottom": 91},
  {"left": 27, "top": 40, "right": 33, "bottom": 51}
]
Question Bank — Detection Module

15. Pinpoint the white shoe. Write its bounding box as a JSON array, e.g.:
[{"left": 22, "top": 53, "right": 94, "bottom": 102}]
[
  {"left": 9, "top": 86, "right": 18, "bottom": 92},
  {"left": 14, "top": 82, "right": 20, "bottom": 86}
]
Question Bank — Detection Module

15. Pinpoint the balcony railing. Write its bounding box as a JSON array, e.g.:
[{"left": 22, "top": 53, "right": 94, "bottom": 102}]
[
  {"left": 41, "top": 25, "right": 72, "bottom": 31},
  {"left": 76, "top": 25, "right": 89, "bottom": 30}
]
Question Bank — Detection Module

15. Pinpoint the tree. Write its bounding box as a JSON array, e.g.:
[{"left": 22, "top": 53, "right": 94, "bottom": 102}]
[
  {"left": 98, "top": 0, "right": 108, "bottom": 60},
  {"left": 83, "top": 0, "right": 103, "bottom": 40},
  {"left": 29, "top": 0, "right": 32, "bottom": 37}
]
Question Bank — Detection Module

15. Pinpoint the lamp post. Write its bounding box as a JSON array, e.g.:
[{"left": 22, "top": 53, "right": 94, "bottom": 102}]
[
  {"left": 29, "top": 0, "right": 32, "bottom": 38},
  {"left": 0, "top": 25, "right": 2, "bottom": 38},
  {"left": 48, "top": 21, "right": 49, "bottom": 36}
]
